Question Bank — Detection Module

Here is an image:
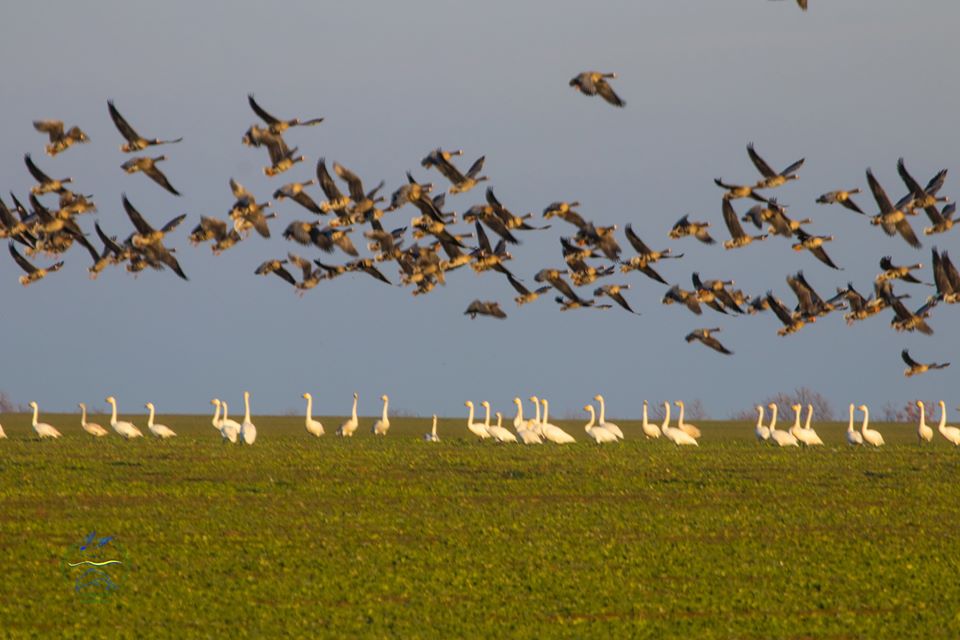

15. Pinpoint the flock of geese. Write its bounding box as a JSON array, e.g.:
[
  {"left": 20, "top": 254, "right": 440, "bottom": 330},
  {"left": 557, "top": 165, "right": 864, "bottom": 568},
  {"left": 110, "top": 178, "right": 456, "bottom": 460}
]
[
  {"left": 5, "top": 394, "right": 960, "bottom": 448},
  {"left": 3, "top": 67, "right": 957, "bottom": 376}
]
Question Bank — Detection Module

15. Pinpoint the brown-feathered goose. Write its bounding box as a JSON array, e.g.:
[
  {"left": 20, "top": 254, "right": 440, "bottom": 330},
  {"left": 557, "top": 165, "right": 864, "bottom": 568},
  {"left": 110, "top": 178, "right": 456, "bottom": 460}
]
[
  {"left": 8, "top": 241, "right": 62, "bottom": 286},
  {"left": 594, "top": 284, "right": 639, "bottom": 314},
  {"left": 722, "top": 198, "right": 767, "bottom": 249},
  {"left": 569, "top": 72, "right": 625, "bottom": 107},
  {"left": 108, "top": 100, "right": 183, "bottom": 152},
  {"left": 816, "top": 189, "right": 864, "bottom": 214},
  {"left": 866, "top": 168, "right": 921, "bottom": 249},
  {"left": 33, "top": 119, "right": 89, "bottom": 156},
  {"left": 543, "top": 201, "right": 587, "bottom": 229},
  {"left": 792, "top": 228, "right": 840, "bottom": 270},
  {"left": 248, "top": 94, "right": 323, "bottom": 135},
  {"left": 746, "top": 143, "right": 804, "bottom": 189},
  {"left": 877, "top": 256, "right": 925, "bottom": 285},
  {"left": 273, "top": 180, "right": 322, "bottom": 214},
  {"left": 902, "top": 349, "right": 949, "bottom": 377},
  {"left": 713, "top": 178, "right": 769, "bottom": 203},
  {"left": 121, "top": 156, "right": 180, "bottom": 196},
  {"left": 24, "top": 154, "right": 71, "bottom": 194},
  {"left": 662, "top": 285, "right": 702, "bottom": 315},
  {"left": 685, "top": 328, "right": 733, "bottom": 355},
  {"left": 505, "top": 273, "right": 550, "bottom": 306},
  {"left": 670, "top": 214, "right": 715, "bottom": 244},
  {"left": 464, "top": 300, "right": 507, "bottom": 319},
  {"left": 255, "top": 259, "right": 296, "bottom": 286}
]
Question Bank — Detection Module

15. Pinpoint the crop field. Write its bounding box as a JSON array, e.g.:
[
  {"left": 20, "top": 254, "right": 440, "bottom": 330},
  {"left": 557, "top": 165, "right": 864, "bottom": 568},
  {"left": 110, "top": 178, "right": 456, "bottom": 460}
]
[{"left": 2, "top": 413, "right": 959, "bottom": 638}]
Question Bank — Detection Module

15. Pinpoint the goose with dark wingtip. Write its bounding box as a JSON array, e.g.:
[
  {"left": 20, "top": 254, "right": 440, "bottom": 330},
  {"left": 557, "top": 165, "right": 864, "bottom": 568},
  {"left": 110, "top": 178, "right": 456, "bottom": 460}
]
[
  {"left": 746, "top": 143, "right": 804, "bottom": 189},
  {"left": 569, "top": 72, "right": 625, "bottom": 107},
  {"left": 902, "top": 349, "right": 949, "bottom": 377},
  {"left": 464, "top": 300, "right": 507, "bottom": 319},
  {"left": 108, "top": 100, "right": 183, "bottom": 152},
  {"left": 685, "top": 328, "right": 733, "bottom": 355}
]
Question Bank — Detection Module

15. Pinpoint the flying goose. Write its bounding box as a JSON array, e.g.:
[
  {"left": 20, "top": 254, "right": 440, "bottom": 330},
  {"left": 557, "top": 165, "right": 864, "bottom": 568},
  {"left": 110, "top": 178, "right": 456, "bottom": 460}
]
[
  {"left": 254, "top": 259, "right": 297, "bottom": 286},
  {"left": 741, "top": 200, "right": 810, "bottom": 237},
  {"left": 669, "top": 214, "right": 715, "bottom": 244},
  {"left": 464, "top": 300, "right": 507, "bottom": 319},
  {"left": 692, "top": 273, "right": 743, "bottom": 314},
  {"left": 23, "top": 154, "right": 71, "bottom": 194},
  {"left": 248, "top": 94, "right": 323, "bottom": 135},
  {"left": 816, "top": 188, "right": 864, "bottom": 214},
  {"left": 287, "top": 253, "right": 324, "bottom": 294},
  {"left": 263, "top": 144, "right": 304, "bottom": 177},
  {"left": 931, "top": 248, "right": 960, "bottom": 303},
  {"left": 534, "top": 268, "right": 585, "bottom": 304},
  {"left": 766, "top": 291, "right": 808, "bottom": 336},
  {"left": 713, "top": 178, "right": 769, "bottom": 203},
  {"left": 121, "top": 196, "right": 188, "bottom": 280},
  {"left": 190, "top": 216, "right": 241, "bottom": 254},
  {"left": 881, "top": 286, "right": 936, "bottom": 335},
  {"left": 505, "top": 273, "right": 550, "bottom": 306},
  {"left": 746, "top": 143, "right": 804, "bottom": 189},
  {"left": 791, "top": 228, "right": 840, "bottom": 270},
  {"left": 486, "top": 188, "right": 548, "bottom": 232},
  {"left": 721, "top": 198, "right": 767, "bottom": 249},
  {"left": 685, "top": 327, "right": 733, "bottom": 355},
  {"left": 593, "top": 284, "right": 639, "bottom": 314},
  {"left": 569, "top": 71, "right": 625, "bottom": 107},
  {"left": 334, "top": 163, "right": 385, "bottom": 219},
  {"left": 33, "top": 119, "right": 89, "bottom": 156},
  {"left": 423, "top": 150, "right": 488, "bottom": 194},
  {"left": 421, "top": 148, "right": 463, "bottom": 170},
  {"left": 108, "top": 100, "right": 183, "bottom": 152},
  {"left": 662, "top": 285, "right": 703, "bottom": 315},
  {"left": 345, "top": 258, "right": 392, "bottom": 285},
  {"left": 866, "top": 168, "right": 921, "bottom": 249},
  {"left": 896, "top": 157, "right": 948, "bottom": 213},
  {"left": 121, "top": 156, "right": 181, "bottom": 196},
  {"left": 902, "top": 349, "right": 949, "bottom": 377},
  {"left": 922, "top": 202, "right": 956, "bottom": 236},
  {"left": 8, "top": 242, "right": 62, "bottom": 286},
  {"left": 273, "top": 179, "right": 322, "bottom": 214},
  {"left": 876, "top": 256, "right": 924, "bottom": 285},
  {"left": 543, "top": 201, "right": 587, "bottom": 229},
  {"left": 388, "top": 171, "right": 433, "bottom": 213}
]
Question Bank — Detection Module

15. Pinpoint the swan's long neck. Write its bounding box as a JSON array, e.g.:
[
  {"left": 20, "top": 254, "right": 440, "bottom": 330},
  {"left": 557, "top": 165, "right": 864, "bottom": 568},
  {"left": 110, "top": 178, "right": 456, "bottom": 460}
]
[
  {"left": 109, "top": 399, "right": 118, "bottom": 426},
  {"left": 756, "top": 406, "right": 764, "bottom": 429},
  {"left": 496, "top": 413, "right": 502, "bottom": 428},
  {"left": 32, "top": 404, "right": 39, "bottom": 426},
  {"left": 597, "top": 396, "right": 606, "bottom": 423},
  {"left": 769, "top": 405, "right": 778, "bottom": 431},
  {"left": 483, "top": 404, "right": 491, "bottom": 427},
  {"left": 791, "top": 407, "right": 801, "bottom": 431},
  {"left": 542, "top": 399, "right": 549, "bottom": 424},
  {"left": 804, "top": 406, "right": 812, "bottom": 430},
  {"left": 643, "top": 403, "right": 649, "bottom": 426},
  {"left": 431, "top": 417, "right": 437, "bottom": 436},
  {"left": 80, "top": 404, "right": 88, "bottom": 426},
  {"left": 847, "top": 406, "right": 854, "bottom": 432},
  {"left": 212, "top": 401, "right": 221, "bottom": 427},
  {"left": 222, "top": 402, "right": 230, "bottom": 422},
  {"left": 305, "top": 396, "right": 313, "bottom": 423},
  {"left": 918, "top": 403, "right": 926, "bottom": 430},
  {"left": 860, "top": 406, "right": 870, "bottom": 431},
  {"left": 514, "top": 399, "right": 524, "bottom": 425},
  {"left": 381, "top": 397, "right": 389, "bottom": 422},
  {"left": 585, "top": 407, "right": 595, "bottom": 430},
  {"left": 938, "top": 402, "right": 947, "bottom": 431},
  {"left": 244, "top": 393, "right": 251, "bottom": 423},
  {"left": 662, "top": 403, "right": 670, "bottom": 430},
  {"left": 147, "top": 405, "right": 155, "bottom": 427},
  {"left": 532, "top": 398, "right": 541, "bottom": 423},
  {"left": 351, "top": 395, "right": 358, "bottom": 421},
  {"left": 677, "top": 401, "right": 685, "bottom": 425},
  {"left": 466, "top": 403, "right": 475, "bottom": 424}
]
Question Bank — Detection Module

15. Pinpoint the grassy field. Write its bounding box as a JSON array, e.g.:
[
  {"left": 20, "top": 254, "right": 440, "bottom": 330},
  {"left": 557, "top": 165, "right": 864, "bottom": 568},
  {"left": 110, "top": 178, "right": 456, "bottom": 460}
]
[{"left": 1, "top": 411, "right": 959, "bottom": 638}]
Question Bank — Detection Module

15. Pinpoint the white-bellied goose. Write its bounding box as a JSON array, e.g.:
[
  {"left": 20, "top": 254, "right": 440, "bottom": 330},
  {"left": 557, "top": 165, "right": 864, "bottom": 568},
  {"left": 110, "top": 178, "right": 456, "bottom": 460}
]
[
  {"left": 569, "top": 72, "right": 625, "bottom": 107},
  {"left": 33, "top": 119, "right": 89, "bottom": 156},
  {"left": 746, "top": 143, "right": 804, "bottom": 189},
  {"left": 713, "top": 178, "right": 769, "bottom": 203},
  {"left": 902, "top": 349, "right": 949, "bottom": 377},
  {"left": 670, "top": 214, "right": 715, "bottom": 244},
  {"left": 248, "top": 94, "right": 323, "bottom": 135},
  {"left": 121, "top": 156, "right": 181, "bottom": 196},
  {"left": 108, "top": 100, "right": 182, "bottom": 152}
]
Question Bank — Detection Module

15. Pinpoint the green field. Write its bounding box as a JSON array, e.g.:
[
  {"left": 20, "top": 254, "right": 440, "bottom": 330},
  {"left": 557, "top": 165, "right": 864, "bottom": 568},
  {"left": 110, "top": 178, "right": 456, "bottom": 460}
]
[{"left": 1, "top": 412, "right": 959, "bottom": 638}]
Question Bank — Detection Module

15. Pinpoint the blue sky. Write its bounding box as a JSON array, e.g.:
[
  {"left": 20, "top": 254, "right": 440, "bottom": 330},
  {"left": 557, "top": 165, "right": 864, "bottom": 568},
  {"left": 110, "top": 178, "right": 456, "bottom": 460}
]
[{"left": 2, "top": 1, "right": 958, "bottom": 419}]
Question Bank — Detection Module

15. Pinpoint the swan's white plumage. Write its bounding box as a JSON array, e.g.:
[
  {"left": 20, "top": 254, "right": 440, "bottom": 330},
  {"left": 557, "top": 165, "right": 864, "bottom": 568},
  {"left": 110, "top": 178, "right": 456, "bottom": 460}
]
[
  {"left": 240, "top": 391, "right": 257, "bottom": 445},
  {"left": 302, "top": 393, "right": 325, "bottom": 437},
  {"left": 105, "top": 396, "right": 143, "bottom": 439},
  {"left": 145, "top": 402, "right": 177, "bottom": 438},
  {"left": 30, "top": 401, "right": 62, "bottom": 439},
  {"left": 78, "top": 403, "right": 108, "bottom": 437}
]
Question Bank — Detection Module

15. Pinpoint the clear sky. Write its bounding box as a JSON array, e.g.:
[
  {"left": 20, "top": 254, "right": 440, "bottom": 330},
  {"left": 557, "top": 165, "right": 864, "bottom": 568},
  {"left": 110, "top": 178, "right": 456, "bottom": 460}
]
[{"left": 2, "top": 0, "right": 958, "bottom": 420}]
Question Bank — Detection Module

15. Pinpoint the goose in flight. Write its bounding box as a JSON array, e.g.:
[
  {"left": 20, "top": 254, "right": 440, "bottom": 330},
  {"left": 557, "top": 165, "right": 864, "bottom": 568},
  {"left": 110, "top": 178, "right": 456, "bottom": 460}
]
[
  {"left": 105, "top": 396, "right": 143, "bottom": 439},
  {"left": 859, "top": 405, "right": 884, "bottom": 447},
  {"left": 882, "top": 287, "right": 936, "bottom": 335},
  {"left": 255, "top": 259, "right": 297, "bottom": 286},
  {"left": 722, "top": 198, "right": 767, "bottom": 249},
  {"left": 464, "top": 300, "right": 507, "bottom": 319},
  {"left": 29, "top": 401, "right": 62, "bottom": 438},
  {"left": 424, "top": 415, "right": 440, "bottom": 442},
  {"left": 620, "top": 224, "right": 681, "bottom": 283},
  {"left": 534, "top": 268, "right": 586, "bottom": 304},
  {"left": 866, "top": 168, "right": 921, "bottom": 249},
  {"left": 932, "top": 248, "right": 960, "bottom": 303},
  {"left": 916, "top": 401, "right": 934, "bottom": 444},
  {"left": 902, "top": 349, "right": 949, "bottom": 377},
  {"left": 936, "top": 401, "right": 960, "bottom": 446},
  {"left": 145, "top": 403, "right": 177, "bottom": 438},
  {"left": 24, "top": 153, "right": 71, "bottom": 194},
  {"left": 78, "top": 403, "right": 109, "bottom": 437},
  {"left": 108, "top": 100, "right": 182, "bottom": 152},
  {"left": 662, "top": 285, "right": 703, "bottom": 315},
  {"left": 685, "top": 328, "right": 733, "bottom": 355},
  {"left": 121, "top": 195, "right": 188, "bottom": 279},
  {"left": 248, "top": 94, "right": 324, "bottom": 134},
  {"left": 8, "top": 242, "right": 62, "bottom": 286},
  {"left": 337, "top": 393, "right": 360, "bottom": 437},
  {"left": 505, "top": 273, "right": 550, "bottom": 306},
  {"left": 921, "top": 202, "right": 956, "bottom": 236},
  {"left": 791, "top": 228, "right": 840, "bottom": 270},
  {"left": 302, "top": 393, "right": 325, "bottom": 437},
  {"left": 669, "top": 214, "right": 715, "bottom": 244},
  {"left": 426, "top": 151, "right": 487, "bottom": 194},
  {"left": 583, "top": 404, "right": 619, "bottom": 443},
  {"left": 876, "top": 256, "right": 925, "bottom": 285},
  {"left": 121, "top": 156, "right": 181, "bottom": 196},
  {"left": 543, "top": 201, "right": 587, "bottom": 229},
  {"left": 190, "top": 216, "right": 241, "bottom": 254},
  {"left": 746, "top": 143, "right": 804, "bottom": 189},
  {"left": 896, "top": 158, "right": 948, "bottom": 215},
  {"left": 741, "top": 200, "right": 810, "bottom": 237},
  {"left": 33, "top": 119, "right": 89, "bottom": 156},
  {"left": 569, "top": 72, "right": 625, "bottom": 107},
  {"left": 713, "top": 178, "right": 769, "bottom": 203},
  {"left": 594, "top": 284, "right": 639, "bottom": 314},
  {"left": 816, "top": 188, "right": 864, "bottom": 214}
]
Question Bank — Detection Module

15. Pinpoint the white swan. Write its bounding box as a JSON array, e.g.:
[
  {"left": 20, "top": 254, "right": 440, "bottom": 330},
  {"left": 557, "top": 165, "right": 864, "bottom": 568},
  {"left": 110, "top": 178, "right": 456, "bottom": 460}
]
[
  {"left": 936, "top": 401, "right": 960, "bottom": 446},
  {"left": 372, "top": 395, "right": 390, "bottom": 436},
  {"left": 0, "top": 421, "right": 5, "bottom": 439},
  {"left": 583, "top": 404, "right": 618, "bottom": 444},
  {"left": 540, "top": 399, "right": 576, "bottom": 444},
  {"left": 660, "top": 402, "right": 698, "bottom": 446},
  {"left": 767, "top": 403, "right": 798, "bottom": 447},
  {"left": 754, "top": 405, "right": 770, "bottom": 443},
  {"left": 218, "top": 399, "right": 241, "bottom": 443},
  {"left": 593, "top": 394, "right": 624, "bottom": 439},
  {"left": 796, "top": 404, "right": 824, "bottom": 446},
  {"left": 105, "top": 396, "right": 143, "bottom": 439},
  {"left": 512, "top": 398, "right": 542, "bottom": 444},
  {"left": 528, "top": 396, "right": 544, "bottom": 436},
  {"left": 424, "top": 414, "right": 440, "bottom": 442},
  {"left": 302, "top": 393, "right": 325, "bottom": 437},
  {"left": 78, "top": 403, "right": 108, "bottom": 437},
  {"left": 337, "top": 392, "right": 359, "bottom": 437},
  {"left": 859, "top": 404, "right": 883, "bottom": 447},
  {"left": 240, "top": 391, "right": 257, "bottom": 445},
  {"left": 464, "top": 401, "right": 491, "bottom": 439},
  {"left": 916, "top": 401, "right": 934, "bottom": 444},
  {"left": 789, "top": 404, "right": 803, "bottom": 440},
  {"left": 641, "top": 401, "right": 662, "bottom": 439},
  {"left": 845, "top": 404, "right": 863, "bottom": 446},
  {"left": 29, "top": 401, "right": 62, "bottom": 439},
  {"left": 145, "top": 403, "right": 177, "bottom": 438},
  {"left": 483, "top": 401, "right": 517, "bottom": 443},
  {"left": 674, "top": 400, "right": 701, "bottom": 440}
]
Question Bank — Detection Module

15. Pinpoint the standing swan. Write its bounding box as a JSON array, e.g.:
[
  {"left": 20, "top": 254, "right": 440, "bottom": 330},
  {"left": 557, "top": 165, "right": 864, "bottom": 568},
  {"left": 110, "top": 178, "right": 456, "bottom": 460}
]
[
  {"left": 768, "top": 403, "right": 798, "bottom": 447},
  {"left": 0, "top": 421, "right": 5, "bottom": 439},
  {"left": 217, "top": 399, "right": 241, "bottom": 443},
  {"left": 512, "top": 400, "right": 542, "bottom": 444},
  {"left": 78, "top": 403, "right": 108, "bottom": 437},
  {"left": 660, "top": 402, "right": 698, "bottom": 446},
  {"left": 845, "top": 404, "right": 863, "bottom": 446},
  {"left": 483, "top": 401, "right": 517, "bottom": 443},
  {"left": 916, "top": 401, "right": 934, "bottom": 444},
  {"left": 29, "top": 401, "right": 62, "bottom": 439},
  {"left": 512, "top": 397, "right": 534, "bottom": 433},
  {"left": 240, "top": 391, "right": 257, "bottom": 445},
  {"left": 145, "top": 403, "right": 177, "bottom": 438},
  {"left": 372, "top": 395, "right": 390, "bottom": 436},
  {"left": 674, "top": 400, "right": 701, "bottom": 439},
  {"left": 583, "top": 404, "right": 618, "bottom": 444},
  {"left": 424, "top": 415, "right": 440, "bottom": 442},
  {"left": 105, "top": 396, "right": 143, "bottom": 439},
  {"left": 754, "top": 405, "right": 770, "bottom": 443},
  {"left": 593, "top": 395, "right": 624, "bottom": 439},
  {"left": 302, "top": 393, "right": 325, "bottom": 436},
  {"left": 540, "top": 399, "right": 576, "bottom": 443},
  {"left": 641, "top": 401, "right": 662, "bottom": 439},
  {"left": 464, "top": 401, "right": 491, "bottom": 439},
  {"left": 337, "top": 393, "right": 359, "bottom": 437},
  {"left": 936, "top": 401, "right": 960, "bottom": 445},
  {"left": 796, "top": 405, "right": 824, "bottom": 446},
  {"left": 528, "top": 396, "right": 544, "bottom": 435},
  {"left": 859, "top": 405, "right": 884, "bottom": 447}
]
